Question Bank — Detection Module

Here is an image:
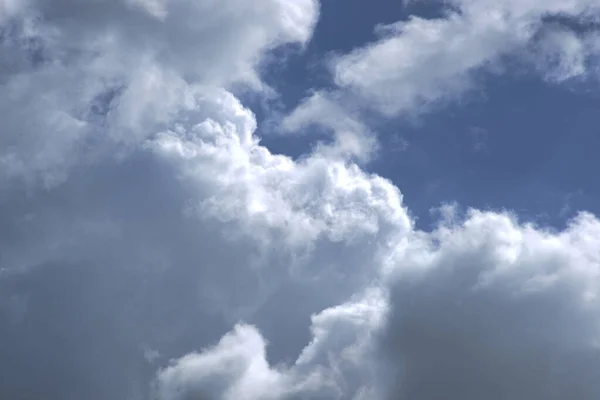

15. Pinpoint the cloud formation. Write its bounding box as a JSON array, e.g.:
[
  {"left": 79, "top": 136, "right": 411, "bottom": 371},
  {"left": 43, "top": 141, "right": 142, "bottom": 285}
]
[
  {"left": 282, "top": 92, "right": 376, "bottom": 162},
  {"left": 0, "top": 0, "right": 318, "bottom": 185},
  {"left": 154, "top": 210, "right": 600, "bottom": 400},
  {"left": 282, "top": 0, "right": 600, "bottom": 136},
  {"left": 382, "top": 210, "right": 600, "bottom": 399},
  {"left": 1, "top": 1, "right": 600, "bottom": 400},
  {"left": 331, "top": 0, "right": 600, "bottom": 116}
]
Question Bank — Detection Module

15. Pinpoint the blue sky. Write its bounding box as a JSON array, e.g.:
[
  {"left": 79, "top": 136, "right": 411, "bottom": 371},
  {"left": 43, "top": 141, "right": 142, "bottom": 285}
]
[
  {"left": 2, "top": 1, "right": 600, "bottom": 399},
  {"left": 258, "top": 0, "right": 600, "bottom": 230}
]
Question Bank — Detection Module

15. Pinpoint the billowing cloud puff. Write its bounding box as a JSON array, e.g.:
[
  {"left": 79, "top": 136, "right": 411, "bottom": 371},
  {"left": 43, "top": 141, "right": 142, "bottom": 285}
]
[
  {"left": 144, "top": 87, "right": 410, "bottom": 320},
  {"left": 2, "top": 0, "right": 600, "bottom": 400},
  {"left": 382, "top": 209, "right": 600, "bottom": 399},
  {"left": 0, "top": 2, "right": 409, "bottom": 398},
  {"left": 0, "top": 74, "right": 408, "bottom": 400},
  {"left": 155, "top": 210, "right": 600, "bottom": 400},
  {"left": 154, "top": 290, "right": 388, "bottom": 400},
  {"left": 0, "top": 0, "right": 318, "bottom": 185}
]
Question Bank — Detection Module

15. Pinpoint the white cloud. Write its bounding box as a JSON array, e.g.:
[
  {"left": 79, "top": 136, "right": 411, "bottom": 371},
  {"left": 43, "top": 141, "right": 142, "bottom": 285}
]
[
  {"left": 0, "top": 4, "right": 411, "bottom": 397},
  {"left": 153, "top": 290, "right": 388, "bottom": 400},
  {"left": 2, "top": 1, "right": 600, "bottom": 400},
  {"left": 333, "top": 9, "right": 529, "bottom": 116},
  {"left": 379, "top": 210, "right": 600, "bottom": 399},
  {"left": 282, "top": 0, "right": 600, "bottom": 154},
  {"left": 146, "top": 87, "right": 411, "bottom": 319},
  {"left": 155, "top": 210, "right": 600, "bottom": 400},
  {"left": 299, "top": 0, "right": 600, "bottom": 119},
  {"left": 529, "top": 26, "right": 600, "bottom": 82},
  {"left": 154, "top": 324, "right": 290, "bottom": 400},
  {"left": 277, "top": 0, "right": 600, "bottom": 164},
  {"left": 0, "top": 0, "right": 318, "bottom": 186},
  {"left": 282, "top": 92, "right": 377, "bottom": 162}
]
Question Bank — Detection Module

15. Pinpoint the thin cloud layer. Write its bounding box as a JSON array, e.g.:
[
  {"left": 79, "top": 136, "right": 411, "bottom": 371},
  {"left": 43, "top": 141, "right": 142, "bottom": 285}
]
[
  {"left": 331, "top": 0, "right": 600, "bottom": 116},
  {"left": 282, "top": 92, "right": 377, "bottom": 162},
  {"left": 282, "top": 0, "right": 600, "bottom": 136},
  {"left": 1, "top": 1, "right": 600, "bottom": 400}
]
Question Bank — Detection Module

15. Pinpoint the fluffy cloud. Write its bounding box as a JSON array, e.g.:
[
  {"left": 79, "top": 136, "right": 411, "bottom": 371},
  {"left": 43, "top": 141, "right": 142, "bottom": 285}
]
[
  {"left": 0, "top": 69, "right": 408, "bottom": 400},
  {"left": 144, "top": 87, "right": 411, "bottom": 321},
  {"left": 0, "top": 0, "right": 318, "bottom": 185},
  {"left": 155, "top": 210, "right": 600, "bottom": 400},
  {"left": 381, "top": 209, "right": 600, "bottom": 399},
  {"left": 153, "top": 290, "right": 388, "bottom": 400},
  {"left": 0, "top": 2, "right": 410, "bottom": 398},
  {"left": 2, "top": 1, "right": 600, "bottom": 400}
]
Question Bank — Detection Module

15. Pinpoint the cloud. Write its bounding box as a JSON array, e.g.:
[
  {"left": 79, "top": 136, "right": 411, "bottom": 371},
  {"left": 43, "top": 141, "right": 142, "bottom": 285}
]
[
  {"left": 381, "top": 209, "right": 600, "bottom": 399},
  {"left": 153, "top": 324, "right": 291, "bottom": 400},
  {"left": 146, "top": 87, "right": 411, "bottom": 318},
  {"left": 0, "top": 3, "right": 411, "bottom": 398},
  {"left": 2, "top": 1, "right": 600, "bottom": 400},
  {"left": 283, "top": 0, "right": 600, "bottom": 127},
  {"left": 279, "top": 0, "right": 600, "bottom": 160},
  {"left": 282, "top": 92, "right": 377, "bottom": 162},
  {"left": 0, "top": 80, "right": 409, "bottom": 399},
  {"left": 528, "top": 25, "right": 600, "bottom": 82},
  {"left": 0, "top": 0, "right": 318, "bottom": 186},
  {"left": 155, "top": 210, "right": 600, "bottom": 400},
  {"left": 333, "top": 10, "right": 527, "bottom": 116},
  {"left": 153, "top": 291, "right": 388, "bottom": 400}
]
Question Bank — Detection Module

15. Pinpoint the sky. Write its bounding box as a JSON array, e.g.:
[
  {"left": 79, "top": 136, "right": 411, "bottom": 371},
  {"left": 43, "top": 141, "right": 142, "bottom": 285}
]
[{"left": 1, "top": 1, "right": 600, "bottom": 399}]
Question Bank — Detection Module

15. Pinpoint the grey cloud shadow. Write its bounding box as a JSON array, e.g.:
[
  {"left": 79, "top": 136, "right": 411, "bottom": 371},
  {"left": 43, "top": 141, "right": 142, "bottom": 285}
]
[
  {"left": 0, "top": 151, "right": 252, "bottom": 400},
  {"left": 378, "top": 254, "right": 600, "bottom": 400}
]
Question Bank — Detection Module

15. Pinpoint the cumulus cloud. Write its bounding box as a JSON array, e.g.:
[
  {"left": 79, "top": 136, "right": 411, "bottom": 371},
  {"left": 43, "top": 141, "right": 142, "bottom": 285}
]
[
  {"left": 154, "top": 290, "right": 388, "bottom": 400},
  {"left": 145, "top": 87, "right": 410, "bottom": 321},
  {"left": 2, "top": 0, "right": 600, "bottom": 400},
  {"left": 381, "top": 209, "right": 600, "bottom": 399},
  {"left": 0, "top": 90, "right": 405, "bottom": 396},
  {"left": 0, "top": 0, "right": 318, "bottom": 185},
  {"left": 0, "top": 2, "right": 409, "bottom": 398},
  {"left": 155, "top": 210, "right": 600, "bottom": 400},
  {"left": 0, "top": 71, "right": 407, "bottom": 400}
]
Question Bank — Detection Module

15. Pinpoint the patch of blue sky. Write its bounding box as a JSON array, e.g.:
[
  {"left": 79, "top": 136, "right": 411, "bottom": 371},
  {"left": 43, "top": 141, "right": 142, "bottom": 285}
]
[{"left": 249, "top": 0, "right": 600, "bottom": 230}]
